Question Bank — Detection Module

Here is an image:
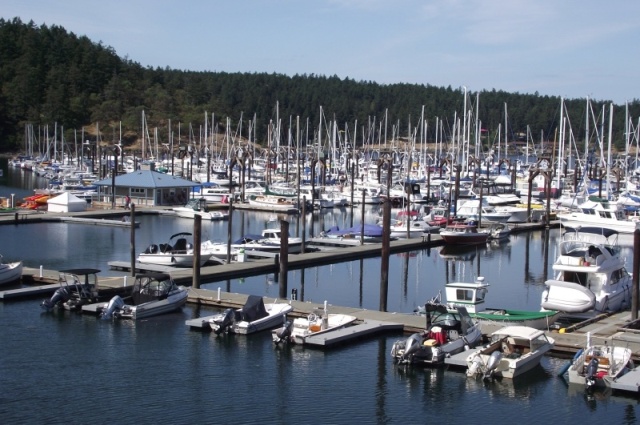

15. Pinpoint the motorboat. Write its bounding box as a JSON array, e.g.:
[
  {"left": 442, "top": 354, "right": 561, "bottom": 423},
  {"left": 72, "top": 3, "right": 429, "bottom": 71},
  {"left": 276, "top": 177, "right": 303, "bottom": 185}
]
[
  {"left": 540, "top": 226, "right": 632, "bottom": 317},
  {"left": 209, "top": 295, "right": 293, "bottom": 335},
  {"left": 319, "top": 224, "right": 388, "bottom": 243},
  {"left": 173, "top": 198, "right": 228, "bottom": 221},
  {"left": 444, "top": 277, "right": 560, "bottom": 330},
  {"left": 556, "top": 197, "right": 640, "bottom": 234},
  {"left": 100, "top": 272, "right": 188, "bottom": 320},
  {"left": 41, "top": 268, "right": 103, "bottom": 311},
  {"left": 466, "top": 325, "right": 555, "bottom": 380},
  {"left": 138, "top": 232, "right": 212, "bottom": 267},
  {"left": 272, "top": 301, "right": 357, "bottom": 345},
  {"left": 480, "top": 222, "right": 511, "bottom": 241},
  {"left": 390, "top": 298, "right": 482, "bottom": 366},
  {"left": 247, "top": 194, "right": 299, "bottom": 213},
  {"left": 455, "top": 199, "right": 512, "bottom": 223},
  {"left": 388, "top": 214, "right": 440, "bottom": 239},
  {"left": 232, "top": 228, "right": 304, "bottom": 254},
  {"left": 0, "top": 254, "right": 22, "bottom": 286},
  {"left": 439, "top": 223, "right": 489, "bottom": 246},
  {"left": 559, "top": 333, "right": 640, "bottom": 393}
]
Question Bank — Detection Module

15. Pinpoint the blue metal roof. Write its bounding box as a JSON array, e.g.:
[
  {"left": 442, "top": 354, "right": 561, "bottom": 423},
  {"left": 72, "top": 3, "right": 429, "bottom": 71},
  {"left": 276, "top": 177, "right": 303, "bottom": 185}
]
[{"left": 93, "top": 170, "right": 200, "bottom": 189}]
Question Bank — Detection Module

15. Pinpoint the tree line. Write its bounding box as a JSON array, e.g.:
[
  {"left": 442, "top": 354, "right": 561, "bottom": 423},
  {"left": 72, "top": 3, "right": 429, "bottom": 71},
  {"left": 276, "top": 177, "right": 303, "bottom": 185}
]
[{"left": 1, "top": 17, "right": 638, "bottom": 155}]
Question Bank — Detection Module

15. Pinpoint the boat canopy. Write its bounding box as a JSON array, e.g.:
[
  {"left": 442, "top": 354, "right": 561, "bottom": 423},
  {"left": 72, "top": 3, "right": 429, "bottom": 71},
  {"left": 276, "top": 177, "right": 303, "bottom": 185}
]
[{"left": 236, "top": 295, "right": 268, "bottom": 322}]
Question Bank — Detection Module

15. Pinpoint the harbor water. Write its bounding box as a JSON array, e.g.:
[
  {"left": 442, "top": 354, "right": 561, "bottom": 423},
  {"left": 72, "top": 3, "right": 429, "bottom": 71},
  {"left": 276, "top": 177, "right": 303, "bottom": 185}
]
[{"left": 1, "top": 159, "right": 639, "bottom": 424}]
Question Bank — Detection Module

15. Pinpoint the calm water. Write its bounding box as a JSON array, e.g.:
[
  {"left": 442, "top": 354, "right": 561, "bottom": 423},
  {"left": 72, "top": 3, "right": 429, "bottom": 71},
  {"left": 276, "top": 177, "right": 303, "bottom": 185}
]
[{"left": 1, "top": 158, "right": 639, "bottom": 424}]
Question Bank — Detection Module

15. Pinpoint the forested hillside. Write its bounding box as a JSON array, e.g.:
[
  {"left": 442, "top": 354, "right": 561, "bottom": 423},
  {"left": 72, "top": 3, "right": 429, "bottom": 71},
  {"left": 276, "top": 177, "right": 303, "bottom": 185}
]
[{"left": 0, "top": 17, "right": 638, "bottom": 153}]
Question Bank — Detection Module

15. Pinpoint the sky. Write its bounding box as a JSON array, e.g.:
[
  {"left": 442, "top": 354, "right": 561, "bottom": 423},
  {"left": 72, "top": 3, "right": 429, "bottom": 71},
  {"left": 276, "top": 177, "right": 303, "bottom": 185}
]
[{"left": 2, "top": 0, "right": 639, "bottom": 105}]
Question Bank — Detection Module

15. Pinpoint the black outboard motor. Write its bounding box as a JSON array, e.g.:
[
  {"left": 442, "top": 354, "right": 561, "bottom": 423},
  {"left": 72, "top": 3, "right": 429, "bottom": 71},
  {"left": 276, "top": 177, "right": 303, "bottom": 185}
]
[
  {"left": 41, "top": 287, "right": 71, "bottom": 310},
  {"left": 273, "top": 320, "right": 293, "bottom": 344},
  {"left": 585, "top": 357, "right": 599, "bottom": 388},
  {"left": 211, "top": 308, "right": 236, "bottom": 335}
]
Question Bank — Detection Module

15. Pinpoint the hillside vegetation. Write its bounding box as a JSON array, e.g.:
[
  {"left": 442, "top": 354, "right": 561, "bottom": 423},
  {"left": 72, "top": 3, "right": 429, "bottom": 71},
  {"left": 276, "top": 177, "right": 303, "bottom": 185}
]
[{"left": 1, "top": 17, "right": 638, "bottom": 154}]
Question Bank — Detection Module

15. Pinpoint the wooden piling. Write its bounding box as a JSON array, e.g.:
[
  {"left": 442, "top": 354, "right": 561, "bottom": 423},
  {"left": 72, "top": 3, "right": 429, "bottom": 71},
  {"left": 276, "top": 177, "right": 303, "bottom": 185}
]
[
  {"left": 380, "top": 198, "right": 391, "bottom": 312},
  {"left": 226, "top": 198, "right": 234, "bottom": 264},
  {"left": 193, "top": 214, "right": 201, "bottom": 289},
  {"left": 279, "top": 220, "right": 289, "bottom": 299},
  {"left": 129, "top": 203, "right": 136, "bottom": 277},
  {"left": 633, "top": 226, "right": 640, "bottom": 320}
]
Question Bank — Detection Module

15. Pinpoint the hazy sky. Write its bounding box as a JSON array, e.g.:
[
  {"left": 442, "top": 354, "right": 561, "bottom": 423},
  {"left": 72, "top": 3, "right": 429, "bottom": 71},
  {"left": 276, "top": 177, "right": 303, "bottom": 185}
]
[{"left": 3, "top": 0, "right": 639, "bottom": 104}]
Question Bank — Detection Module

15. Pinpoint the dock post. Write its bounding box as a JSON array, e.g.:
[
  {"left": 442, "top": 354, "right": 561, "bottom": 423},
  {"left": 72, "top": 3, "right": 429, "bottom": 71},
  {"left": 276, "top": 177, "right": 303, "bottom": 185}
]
[
  {"left": 226, "top": 198, "right": 234, "bottom": 264},
  {"left": 379, "top": 198, "right": 391, "bottom": 312},
  {"left": 193, "top": 214, "right": 201, "bottom": 289},
  {"left": 360, "top": 189, "right": 365, "bottom": 245},
  {"left": 350, "top": 165, "right": 355, "bottom": 227},
  {"left": 279, "top": 220, "right": 289, "bottom": 299},
  {"left": 301, "top": 196, "right": 306, "bottom": 254},
  {"left": 129, "top": 203, "right": 136, "bottom": 277},
  {"left": 633, "top": 225, "right": 640, "bottom": 320}
]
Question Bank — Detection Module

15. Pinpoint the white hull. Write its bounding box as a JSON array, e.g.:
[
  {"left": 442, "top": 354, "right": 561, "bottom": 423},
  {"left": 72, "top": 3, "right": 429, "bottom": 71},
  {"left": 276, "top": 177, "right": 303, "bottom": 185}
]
[
  {"left": 229, "top": 304, "right": 293, "bottom": 335},
  {"left": 286, "top": 313, "right": 357, "bottom": 344},
  {"left": 137, "top": 253, "right": 210, "bottom": 267},
  {"left": 0, "top": 261, "right": 23, "bottom": 286},
  {"left": 128, "top": 290, "right": 188, "bottom": 320}
]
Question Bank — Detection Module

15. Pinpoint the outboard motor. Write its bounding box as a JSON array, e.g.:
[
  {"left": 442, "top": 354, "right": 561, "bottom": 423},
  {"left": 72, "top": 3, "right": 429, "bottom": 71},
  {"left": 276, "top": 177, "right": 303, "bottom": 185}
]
[
  {"left": 483, "top": 351, "right": 503, "bottom": 380},
  {"left": 399, "top": 333, "right": 423, "bottom": 363},
  {"left": 41, "top": 287, "right": 71, "bottom": 310},
  {"left": 273, "top": 320, "right": 293, "bottom": 345},
  {"left": 211, "top": 308, "right": 235, "bottom": 335},
  {"left": 101, "top": 296, "right": 125, "bottom": 320},
  {"left": 585, "top": 357, "right": 599, "bottom": 388},
  {"left": 467, "top": 354, "right": 484, "bottom": 377}
]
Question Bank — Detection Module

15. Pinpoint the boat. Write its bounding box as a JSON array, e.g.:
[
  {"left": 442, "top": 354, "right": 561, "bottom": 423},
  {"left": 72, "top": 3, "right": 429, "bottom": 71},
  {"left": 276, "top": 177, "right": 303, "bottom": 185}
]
[
  {"left": 466, "top": 325, "right": 555, "bottom": 380},
  {"left": 232, "top": 228, "right": 304, "bottom": 254},
  {"left": 173, "top": 198, "right": 228, "bottom": 220},
  {"left": 319, "top": 224, "right": 388, "bottom": 243},
  {"left": 439, "top": 223, "right": 489, "bottom": 246},
  {"left": 560, "top": 333, "right": 640, "bottom": 393},
  {"left": 138, "top": 232, "right": 212, "bottom": 267},
  {"left": 388, "top": 214, "right": 440, "bottom": 239},
  {"left": 556, "top": 197, "right": 640, "bottom": 234},
  {"left": 247, "top": 194, "right": 299, "bottom": 213},
  {"left": 41, "top": 268, "right": 103, "bottom": 311},
  {"left": 272, "top": 301, "right": 357, "bottom": 345},
  {"left": 480, "top": 222, "right": 511, "bottom": 241},
  {"left": 540, "top": 226, "right": 632, "bottom": 317},
  {"left": 390, "top": 298, "right": 482, "bottom": 366},
  {"left": 444, "top": 277, "right": 560, "bottom": 330},
  {"left": 0, "top": 255, "right": 22, "bottom": 286},
  {"left": 455, "top": 199, "right": 512, "bottom": 223},
  {"left": 208, "top": 295, "right": 293, "bottom": 335},
  {"left": 99, "top": 272, "right": 188, "bottom": 320}
]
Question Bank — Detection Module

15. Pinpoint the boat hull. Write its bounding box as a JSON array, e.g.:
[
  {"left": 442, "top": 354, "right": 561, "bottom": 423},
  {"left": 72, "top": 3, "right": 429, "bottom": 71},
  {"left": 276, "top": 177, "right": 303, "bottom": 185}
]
[{"left": 0, "top": 261, "right": 23, "bottom": 286}]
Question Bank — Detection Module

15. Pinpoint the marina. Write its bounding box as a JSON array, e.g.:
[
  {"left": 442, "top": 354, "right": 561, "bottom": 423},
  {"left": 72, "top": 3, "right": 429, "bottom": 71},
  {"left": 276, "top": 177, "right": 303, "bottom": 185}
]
[{"left": 3, "top": 160, "right": 640, "bottom": 423}]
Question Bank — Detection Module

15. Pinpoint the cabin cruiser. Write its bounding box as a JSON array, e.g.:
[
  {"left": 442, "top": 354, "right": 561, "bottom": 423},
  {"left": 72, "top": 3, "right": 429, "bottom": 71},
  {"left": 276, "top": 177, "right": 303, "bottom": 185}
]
[
  {"left": 556, "top": 198, "right": 640, "bottom": 234},
  {"left": 100, "top": 272, "right": 187, "bottom": 320},
  {"left": 540, "top": 226, "right": 632, "bottom": 317},
  {"left": 173, "top": 198, "right": 228, "bottom": 221}
]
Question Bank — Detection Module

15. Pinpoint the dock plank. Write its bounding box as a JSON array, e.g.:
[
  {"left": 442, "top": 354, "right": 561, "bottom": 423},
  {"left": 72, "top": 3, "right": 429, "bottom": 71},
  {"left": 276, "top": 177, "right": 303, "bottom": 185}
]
[{"left": 303, "top": 320, "right": 403, "bottom": 347}]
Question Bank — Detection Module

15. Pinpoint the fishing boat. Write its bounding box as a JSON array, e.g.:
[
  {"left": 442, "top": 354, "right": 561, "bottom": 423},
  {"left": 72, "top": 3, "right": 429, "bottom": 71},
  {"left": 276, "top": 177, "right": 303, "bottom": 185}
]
[
  {"left": 173, "top": 198, "right": 228, "bottom": 221},
  {"left": 559, "top": 333, "right": 640, "bottom": 393},
  {"left": 138, "top": 232, "right": 211, "bottom": 267},
  {"left": 444, "top": 277, "right": 560, "bottom": 330},
  {"left": 540, "top": 226, "right": 632, "bottom": 317},
  {"left": 99, "top": 272, "right": 188, "bottom": 320},
  {"left": 272, "top": 301, "right": 357, "bottom": 345},
  {"left": 208, "top": 295, "right": 293, "bottom": 335},
  {"left": 439, "top": 223, "right": 489, "bottom": 246},
  {"left": 466, "top": 325, "right": 555, "bottom": 380},
  {"left": 41, "top": 268, "right": 103, "bottom": 311},
  {"left": 390, "top": 298, "right": 482, "bottom": 366},
  {"left": 0, "top": 255, "right": 22, "bottom": 286}
]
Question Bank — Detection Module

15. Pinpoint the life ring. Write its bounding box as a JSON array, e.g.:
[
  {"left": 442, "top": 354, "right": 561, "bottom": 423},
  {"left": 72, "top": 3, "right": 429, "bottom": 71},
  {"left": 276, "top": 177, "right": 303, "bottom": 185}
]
[{"left": 307, "top": 313, "right": 317, "bottom": 322}]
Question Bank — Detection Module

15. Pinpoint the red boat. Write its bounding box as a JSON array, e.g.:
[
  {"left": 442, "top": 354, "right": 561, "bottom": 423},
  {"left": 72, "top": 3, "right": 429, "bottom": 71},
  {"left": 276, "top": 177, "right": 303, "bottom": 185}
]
[{"left": 439, "top": 223, "right": 489, "bottom": 245}]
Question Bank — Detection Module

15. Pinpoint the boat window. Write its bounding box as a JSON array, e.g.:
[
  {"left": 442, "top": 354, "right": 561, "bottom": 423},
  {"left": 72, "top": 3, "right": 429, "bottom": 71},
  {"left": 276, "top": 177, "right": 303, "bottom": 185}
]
[{"left": 456, "top": 289, "right": 474, "bottom": 301}]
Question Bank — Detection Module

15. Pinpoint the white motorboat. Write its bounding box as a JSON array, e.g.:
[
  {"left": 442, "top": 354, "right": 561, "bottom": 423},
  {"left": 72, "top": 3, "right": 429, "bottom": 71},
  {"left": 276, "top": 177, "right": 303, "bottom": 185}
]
[
  {"left": 0, "top": 255, "right": 22, "bottom": 286},
  {"left": 556, "top": 198, "right": 640, "bottom": 234},
  {"left": 247, "top": 194, "right": 299, "bottom": 213},
  {"left": 232, "top": 228, "right": 304, "bottom": 254},
  {"left": 100, "top": 272, "right": 188, "bottom": 320},
  {"left": 390, "top": 300, "right": 482, "bottom": 366},
  {"left": 209, "top": 295, "right": 293, "bottom": 335},
  {"left": 41, "top": 268, "right": 102, "bottom": 311},
  {"left": 444, "top": 277, "right": 560, "bottom": 330},
  {"left": 138, "top": 232, "right": 212, "bottom": 267},
  {"left": 439, "top": 223, "right": 489, "bottom": 246},
  {"left": 560, "top": 333, "right": 640, "bottom": 393},
  {"left": 540, "top": 226, "right": 632, "bottom": 317},
  {"left": 480, "top": 222, "right": 511, "bottom": 241},
  {"left": 173, "top": 198, "right": 228, "bottom": 221},
  {"left": 466, "top": 325, "right": 555, "bottom": 380},
  {"left": 272, "top": 301, "right": 357, "bottom": 345}
]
